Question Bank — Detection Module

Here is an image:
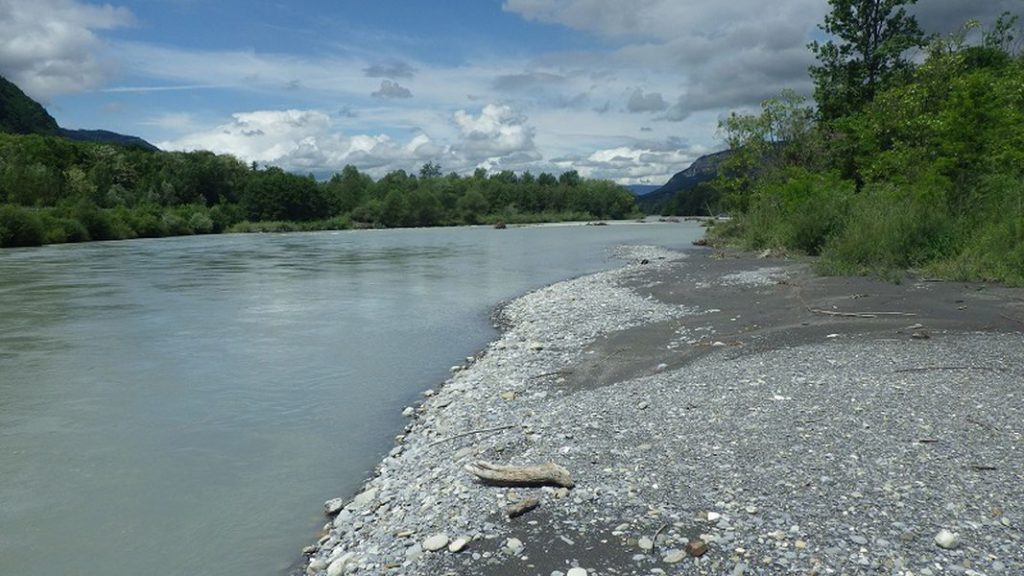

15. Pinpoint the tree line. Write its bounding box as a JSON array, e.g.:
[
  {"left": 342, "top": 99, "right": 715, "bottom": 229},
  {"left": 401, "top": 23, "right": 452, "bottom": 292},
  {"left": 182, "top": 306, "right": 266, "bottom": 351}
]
[
  {"left": 704, "top": 1, "right": 1024, "bottom": 285},
  {"left": 0, "top": 133, "right": 640, "bottom": 247}
]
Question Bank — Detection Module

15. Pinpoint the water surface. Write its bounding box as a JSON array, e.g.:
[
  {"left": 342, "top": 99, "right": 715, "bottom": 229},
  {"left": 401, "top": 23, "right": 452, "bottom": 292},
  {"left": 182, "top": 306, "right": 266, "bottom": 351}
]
[{"left": 0, "top": 223, "right": 702, "bottom": 576}]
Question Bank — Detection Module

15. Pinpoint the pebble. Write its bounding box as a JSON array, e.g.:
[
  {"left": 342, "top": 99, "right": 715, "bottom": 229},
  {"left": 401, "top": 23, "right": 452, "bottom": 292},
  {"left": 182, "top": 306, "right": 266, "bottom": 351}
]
[
  {"left": 505, "top": 537, "right": 524, "bottom": 555},
  {"left": 422, "top": 533, "right": 449, "bottom": 552},
  {"left": 638, "top": 536, "right": 654, "bottom": 551},
  {"left": 401, "top": 406, "right": 415, "bottom": 417},
  {"left": 663, "top": 549, "right": 686, "bottom": 563},
  {"left": 935, "top": 529, "right": 960, "bottom": 549},
  {"left": 566, "top": 568, "right": 588, "bottom": 576},
  {"left": 448, "top": 537, "right": 469, "bottom": 553}
]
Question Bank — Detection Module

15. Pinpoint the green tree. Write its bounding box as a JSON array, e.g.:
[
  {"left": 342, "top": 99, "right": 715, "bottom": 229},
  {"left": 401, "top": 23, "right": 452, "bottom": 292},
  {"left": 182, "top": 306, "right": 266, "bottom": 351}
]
[{"left": 809, "top": 0, "right": 926, "bottom": 120}]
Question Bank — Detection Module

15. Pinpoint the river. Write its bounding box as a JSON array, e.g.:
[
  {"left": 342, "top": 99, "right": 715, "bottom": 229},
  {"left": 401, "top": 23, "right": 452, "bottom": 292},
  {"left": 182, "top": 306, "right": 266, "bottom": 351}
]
[{"left": 0, "top": 222, "right": 702, "bottom": 576}]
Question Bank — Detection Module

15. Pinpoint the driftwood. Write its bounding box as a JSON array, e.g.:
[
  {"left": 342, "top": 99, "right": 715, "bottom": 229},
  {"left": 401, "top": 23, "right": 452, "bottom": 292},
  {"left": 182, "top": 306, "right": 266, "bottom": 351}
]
[
  {"left": 464, "top": 460, "right": 575, "bottom": 488},
  {"left": 427, "top": 424, "right": 516, "bottom": 448},
  {"left": 808, "top": 307, "right": 917, "bottom": 319},
  {"left": 505, "top": 497, "right": 540, "bottom": 518}
]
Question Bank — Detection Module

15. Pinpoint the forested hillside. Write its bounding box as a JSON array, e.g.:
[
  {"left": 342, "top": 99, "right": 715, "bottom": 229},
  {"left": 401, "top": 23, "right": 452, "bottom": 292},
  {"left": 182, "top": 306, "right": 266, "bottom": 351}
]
[
  {"left": 709, "top": 5, "right": 1024, "bottom": 285},
  {"left": 0, "top": 132, "right": 638, "bottom": 247}
]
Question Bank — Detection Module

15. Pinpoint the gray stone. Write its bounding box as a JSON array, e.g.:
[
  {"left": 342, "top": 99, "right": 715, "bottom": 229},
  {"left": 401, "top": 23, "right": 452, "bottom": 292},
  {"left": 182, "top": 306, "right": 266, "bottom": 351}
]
[
  {"left": 324, "top": 498, "right": 344, "bottom": 516},
  {"left": 638, "top": 536, "right": 654, "bottom": 551},
  {"left": 423, "top": 533, "right": 449, "bottom": 552},
  {"left": 935, "top": 529, "right": 960, "bottom": 549},
  {"left": 448, "top": 537, "right": 470, "bottom": 553},
  {"left": 567, "top": 568, "right": 588, "bottom": 576},
  {"left": 663, "top": 549, "right": 686, "bottom": 563}
]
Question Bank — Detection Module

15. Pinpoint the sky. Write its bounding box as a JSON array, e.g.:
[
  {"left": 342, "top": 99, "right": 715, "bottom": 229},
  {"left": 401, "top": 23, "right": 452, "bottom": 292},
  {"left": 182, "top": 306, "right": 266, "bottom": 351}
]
[{"left": 0, "top": 0, "right": 1018, "bottom": 184}]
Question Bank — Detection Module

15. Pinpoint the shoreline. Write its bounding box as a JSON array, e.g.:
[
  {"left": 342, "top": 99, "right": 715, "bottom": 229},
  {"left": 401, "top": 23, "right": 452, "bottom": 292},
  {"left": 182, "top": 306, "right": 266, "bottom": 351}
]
[{"left": 298, "top": 247, "right": 1024, "bottom": 576}]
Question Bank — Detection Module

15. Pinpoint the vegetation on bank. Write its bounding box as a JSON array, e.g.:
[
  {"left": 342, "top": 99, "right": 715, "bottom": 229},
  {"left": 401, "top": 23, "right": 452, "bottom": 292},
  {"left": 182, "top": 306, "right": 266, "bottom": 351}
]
[
  {"left": 704, "top": 2, "right": 1024, "bottom": 285},
  {"left": 0, "top": 131, "right": 640, "bottom": 247}
]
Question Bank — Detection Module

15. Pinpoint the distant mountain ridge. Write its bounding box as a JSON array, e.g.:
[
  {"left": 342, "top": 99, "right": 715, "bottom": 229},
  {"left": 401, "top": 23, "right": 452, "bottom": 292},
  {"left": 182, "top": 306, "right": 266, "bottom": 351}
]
[
  {"left": 0, "top": 75, "right": 158, "bottom": 151},
  {"left": 636, "top": 149, "right": 731, "bottom": 214},
  {"left": 0, "top": 75, "right": 60, "bottom": 135}
]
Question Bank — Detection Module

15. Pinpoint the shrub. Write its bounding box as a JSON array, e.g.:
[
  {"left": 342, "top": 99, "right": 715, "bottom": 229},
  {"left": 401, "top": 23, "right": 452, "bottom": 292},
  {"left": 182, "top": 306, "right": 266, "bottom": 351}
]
[{"left": 0, "top": 204, "right": 45, "bottom": 247}]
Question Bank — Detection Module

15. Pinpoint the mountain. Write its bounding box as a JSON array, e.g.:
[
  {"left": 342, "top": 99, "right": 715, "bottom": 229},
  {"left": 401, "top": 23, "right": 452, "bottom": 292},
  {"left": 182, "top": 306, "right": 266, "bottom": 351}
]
[
  {"left": 636, "top": 149, "right": 731, "bottom": 214},
  {"left": 59, "top": 128, "right": 160, "bottom": 151},
  {"left": 0, "top": 75, "right": 158, "bottom": 151},
  {"left": 0, "top": 75, "right": 59, "bottom": 135},
  {"left": 626, "top": 184, "right": 660, "bottom": 196}
]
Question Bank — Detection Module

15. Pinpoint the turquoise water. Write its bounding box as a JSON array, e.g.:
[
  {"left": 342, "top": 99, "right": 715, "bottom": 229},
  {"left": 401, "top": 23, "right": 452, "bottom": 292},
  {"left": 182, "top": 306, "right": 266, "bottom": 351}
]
[{"left": 0, "top": 223, "right": 702, "bottom": 576}]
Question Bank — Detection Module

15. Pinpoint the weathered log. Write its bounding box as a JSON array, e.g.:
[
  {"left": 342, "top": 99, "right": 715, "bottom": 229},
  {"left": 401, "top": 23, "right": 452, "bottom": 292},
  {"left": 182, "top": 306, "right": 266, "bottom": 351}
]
[{"left": 464, "top": 460, "right": 575, "bottom": 488}]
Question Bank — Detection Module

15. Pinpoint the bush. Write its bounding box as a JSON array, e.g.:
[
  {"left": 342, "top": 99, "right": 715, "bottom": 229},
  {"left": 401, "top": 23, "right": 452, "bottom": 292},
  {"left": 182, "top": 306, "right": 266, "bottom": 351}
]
[
  {"left": 0, "top": 204, "right": 45, "bottom": 247},
  {"left": 739, "top": 169, "right": 853, "bottom": 255},
  {"left": 820, "top": 181, "right": 957, "bottom": 275}
]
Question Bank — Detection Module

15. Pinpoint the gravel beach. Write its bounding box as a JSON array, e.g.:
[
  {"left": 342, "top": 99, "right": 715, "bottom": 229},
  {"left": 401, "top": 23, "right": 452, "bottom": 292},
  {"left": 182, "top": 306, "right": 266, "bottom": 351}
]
[{"left": 299, "top": 246, "right": 1024, "bottom": 576}]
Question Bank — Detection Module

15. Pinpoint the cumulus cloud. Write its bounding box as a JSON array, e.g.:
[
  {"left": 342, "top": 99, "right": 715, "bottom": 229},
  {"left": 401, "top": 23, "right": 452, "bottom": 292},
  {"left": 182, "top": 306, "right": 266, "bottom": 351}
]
[
  {"left": 372, "top": 79, "right": 413, "bottom": 99},
  {"left": 453, "top": 104, "right": 538, "bottom": 162},
  {"left": 627, "top": 89, "right": 668, "bottom": 113},
  {"left": 159, "top": 104, "right": 544, "bottom": 176},
  {"left": 363, "top": 59, "right": 417, "bottom": 79},
  {"left": 0, "top": 0, "right": 134, "bottom": 100}
]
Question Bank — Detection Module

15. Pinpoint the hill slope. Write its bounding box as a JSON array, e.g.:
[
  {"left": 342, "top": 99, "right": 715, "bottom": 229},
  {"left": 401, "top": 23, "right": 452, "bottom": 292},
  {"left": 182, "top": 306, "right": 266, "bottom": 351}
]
[
  {"left": 636, "top": 149, "right": 730, "bottom": 214},
  {"left": 0, "top": 75, "right": 158, "bottom": 150},
  {"left": 0, "top": 76, "right": 59, "bottom": 135}
]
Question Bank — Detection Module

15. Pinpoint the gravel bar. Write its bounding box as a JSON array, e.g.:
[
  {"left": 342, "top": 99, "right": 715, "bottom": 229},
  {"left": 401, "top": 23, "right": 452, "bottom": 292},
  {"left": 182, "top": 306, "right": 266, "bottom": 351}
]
[{"left": 299, "top": 247, "right": 1024, "bottom": 576}]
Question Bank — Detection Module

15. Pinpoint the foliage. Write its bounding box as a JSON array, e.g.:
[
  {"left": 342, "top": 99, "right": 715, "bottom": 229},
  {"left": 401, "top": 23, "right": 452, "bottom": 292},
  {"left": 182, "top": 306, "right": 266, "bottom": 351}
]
[
  {"left": 0, "top": 131, "right": 642, "bottom": 247},
  {"left": 809, "top": 0, "right": 926, "bottom": 120},
  {"left": 715, "top": 12, "right": 1024, "bottom": 285}
]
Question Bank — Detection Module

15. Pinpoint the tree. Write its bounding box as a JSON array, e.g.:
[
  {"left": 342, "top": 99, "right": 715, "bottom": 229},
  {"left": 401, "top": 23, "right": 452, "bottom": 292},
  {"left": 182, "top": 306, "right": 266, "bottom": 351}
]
[
  {"left": 418, "top": 162, "right": 442, "bottom": 180},
  {"left": 809, "top": 0, "right": 926, "bottom": 120}
]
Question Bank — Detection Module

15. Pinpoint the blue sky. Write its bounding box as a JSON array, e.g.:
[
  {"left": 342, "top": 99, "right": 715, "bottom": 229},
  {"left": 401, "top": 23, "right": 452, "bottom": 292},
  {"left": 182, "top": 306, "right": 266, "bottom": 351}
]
[{"left": 1, "top": 0, "right": 1016, "bottom": 183}]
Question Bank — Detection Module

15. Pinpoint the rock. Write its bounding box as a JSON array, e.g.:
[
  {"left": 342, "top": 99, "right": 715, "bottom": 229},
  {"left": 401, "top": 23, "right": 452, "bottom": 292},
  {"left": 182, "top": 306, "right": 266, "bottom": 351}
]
[
  {"left": 528, "top": 341, "right": 544, "bottom": 351},
  {"left": 405, "top": 543, "right": 423, "bottom": 560},
  {"left": 567, "top": 568, "right": 588, "bottom": 576},
  {"left": 637, "top": 401, "right": 650, "bottom": 410},
  {"left": 332, "top": 509, "right": 353, "bottom": 530},
  {"left": 326, "top": 552, "right": 354, "bottom": 576},
  {"left": 500, "top": 391, "right": 516, "bottom": 401},
  {"left": 307, "top": 557, "right": 327, "bottom": 575},
  {"left": 423, "top": 388, "right": 435, "bottom": 397},
  {"left": 423, "top": 533, "right": 449, "bottom": 552},
  {"left": 638, "top": 536, "right": 654, "bottom": 551},
  {"left": 350, "top": 488, "right": 377, "bottom": 510},
  {"left": 506, "top": 496, "right": 540, "bottom": 518},
  {"left": 401, "top": 406, "right": 415, "bottom": 417},
  {"left": 324, "top": 498, "right": 344, "bottom": 516},
  {"left": 851, "top": 535, "right": 868, "bottom": 545},
  {"left": 686, "top": 538, "right": 709, "bottom": 557},
  {"left": 448, "top": 537, "right": 470, "bottom": 553},
  {"left": 935, "top": 529, "right": 960, "bottom": 549},
  {"left": 664, "top": 549, "right": 686, "bottom": 563},
  {"left": 707, "top": 511, "right": 722, "bottom": 522},
  {"left": 505, "top": 537, "right": 524, "bottom": 555}
]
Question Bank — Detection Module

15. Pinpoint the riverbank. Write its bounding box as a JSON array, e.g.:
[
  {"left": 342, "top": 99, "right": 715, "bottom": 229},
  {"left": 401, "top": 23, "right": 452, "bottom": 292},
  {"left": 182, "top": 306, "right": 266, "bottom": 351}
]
[{"left": 299, "top": 247, "right": 1024, "bottom": 576}]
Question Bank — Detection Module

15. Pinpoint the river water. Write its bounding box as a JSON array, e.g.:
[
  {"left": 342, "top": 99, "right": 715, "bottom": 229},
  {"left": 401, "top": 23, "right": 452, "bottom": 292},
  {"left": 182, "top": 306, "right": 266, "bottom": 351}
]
[{"left": 0, "top": 222, "right": 702, "bottom": 576}]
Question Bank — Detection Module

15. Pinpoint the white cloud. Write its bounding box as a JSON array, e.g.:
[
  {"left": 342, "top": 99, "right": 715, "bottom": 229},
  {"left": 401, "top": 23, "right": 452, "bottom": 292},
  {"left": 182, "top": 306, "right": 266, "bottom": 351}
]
[
  {"left": 453, "top": 104, "right": 538, "bottom": 162},
  {"left": 159, "top": 104, "right": 541, "bottom": 176},
  {"left": 0, "top": 0, "right": 133, "bottom": 100}
]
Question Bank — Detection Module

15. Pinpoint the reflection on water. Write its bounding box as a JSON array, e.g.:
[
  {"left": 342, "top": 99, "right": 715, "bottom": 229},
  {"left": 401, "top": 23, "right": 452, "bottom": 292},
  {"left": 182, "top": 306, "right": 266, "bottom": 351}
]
[{"left": 0, "top": 223, "right": 701, "bottom": 576}]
